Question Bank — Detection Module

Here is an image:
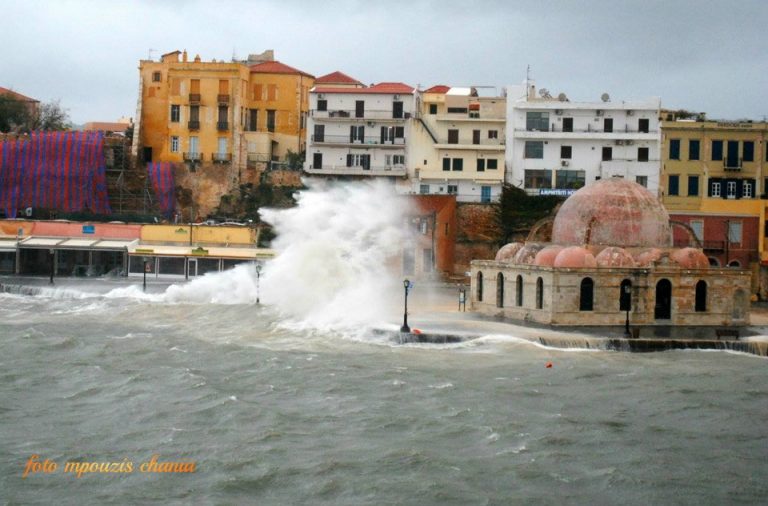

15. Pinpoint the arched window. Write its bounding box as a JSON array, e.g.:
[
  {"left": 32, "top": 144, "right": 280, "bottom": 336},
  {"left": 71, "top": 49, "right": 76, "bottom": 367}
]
[
  {"left": 477, "top": 271, "right": 484, "bottom": 302},
  {"left": 728, "top": 260, "right": 741, "bottom": 268},
  {"left": 579, "top": 277, "right": 594, "bottom": 311},
  {"left": 620, "top": 279, "right": 632, "bottom": 311},
  {"left": 516, "top": 275, "right": 523, "bottom": 307},
  {"left": 708, "top": 257, "right": 720, "bottom": 267},
  {"left": 655, "top": 279, "right": 672, "bottom": 320},
  {"left": 496, "top": 273, "right": 504, "bottom": 308},
  {"left": 695, "top": 280, "right": 707, "bottom": 312},
  {"left": 536, "top": 277, "right": 543, "bottom": 309}
]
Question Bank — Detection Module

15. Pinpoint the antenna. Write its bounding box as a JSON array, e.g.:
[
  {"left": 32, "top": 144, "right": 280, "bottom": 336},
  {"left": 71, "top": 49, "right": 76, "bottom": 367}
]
[
  {"left": 601, "top": 92, "right": 610, "bottom": 103},
  {"left": 147, "top": 48, "right": 157, "bottom": 60}
]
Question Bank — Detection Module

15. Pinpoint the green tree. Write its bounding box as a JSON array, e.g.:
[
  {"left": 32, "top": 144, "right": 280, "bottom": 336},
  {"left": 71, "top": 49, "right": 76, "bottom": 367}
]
[
  {"left": 29, "top": 100, "right": 71, "bottom": 131},
  {"left": 495, "top": 184, "right": 564, "bottom": 244},
  {"left": 0, "top": 95, "right": 31, "bottom": 133},
  {"left": 0, "top": 97, "right": 71, "bottom": 133}
]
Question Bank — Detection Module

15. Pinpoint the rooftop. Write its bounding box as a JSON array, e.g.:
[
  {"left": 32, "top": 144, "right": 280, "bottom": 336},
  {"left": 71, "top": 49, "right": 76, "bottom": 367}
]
[
  {"left": 249, "top": 61, "right": 314, "bottom": 78},
  {"left": 316, "top": 71, "right": 363, "bottom": 85},
  {"left": 313, "top": 82, "right": 414, "bottom": 95},
  {"left": 0, "top": 86, "right": 39, "bottom": 103}
]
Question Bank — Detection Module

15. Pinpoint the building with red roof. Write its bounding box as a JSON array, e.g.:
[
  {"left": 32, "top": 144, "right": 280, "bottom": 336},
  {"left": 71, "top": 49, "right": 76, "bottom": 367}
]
[{"left": 315, "top": 71, "right": 364, "bottom": 88}]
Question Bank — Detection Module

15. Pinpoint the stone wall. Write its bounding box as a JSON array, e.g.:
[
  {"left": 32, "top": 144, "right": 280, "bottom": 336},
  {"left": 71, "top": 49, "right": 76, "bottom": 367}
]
[{"left": 455, "top": 203, "right": 501, "bottom": 275}]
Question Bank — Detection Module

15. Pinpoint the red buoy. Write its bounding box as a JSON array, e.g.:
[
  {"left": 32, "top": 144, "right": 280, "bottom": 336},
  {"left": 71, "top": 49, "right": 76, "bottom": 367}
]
[{"left": 545, "top": 361, "right": 553, "bottom": 368}]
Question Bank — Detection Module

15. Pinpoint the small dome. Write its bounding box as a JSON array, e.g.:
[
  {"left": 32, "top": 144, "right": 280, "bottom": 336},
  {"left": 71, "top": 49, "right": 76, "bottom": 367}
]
[
  {"left": 553, "top": 246, "right": 597, "bottom": 268},
  {"left": 513, "top": 243, "right": 546, "bottom": 265},
  {"left": 495, "top": 242, "right": 524, "bottom": 262},
  {"left": 533, "top": 245, "right": 564, "bottom": 266},
  {"left": 595, "top": 247, "right": 637, "bottom": 268},
  {"left": 634, "top": 248, "right": 663, "bottom": 267},
  {"left": 671, "top": 247, "right": 709, "bottom": 269}
]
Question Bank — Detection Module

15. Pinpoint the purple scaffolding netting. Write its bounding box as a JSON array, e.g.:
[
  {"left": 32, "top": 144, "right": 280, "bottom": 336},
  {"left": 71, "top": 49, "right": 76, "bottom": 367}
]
[
  {"left": 0, "top": 131, "right": 111, "bottom": 216},
  {"left": 147, "top": 162, "right": 176, "bottom": 218}
]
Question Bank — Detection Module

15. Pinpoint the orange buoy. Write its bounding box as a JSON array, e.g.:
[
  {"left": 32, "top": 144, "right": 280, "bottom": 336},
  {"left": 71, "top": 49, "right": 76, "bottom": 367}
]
[{"left": 545, "top": 361, "right": 553, "bottom": 368}]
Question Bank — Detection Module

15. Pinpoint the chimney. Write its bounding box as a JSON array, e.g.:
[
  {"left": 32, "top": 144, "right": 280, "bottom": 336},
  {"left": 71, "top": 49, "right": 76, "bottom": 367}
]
[{"left": 182, "top": 49, "right": 188, "bottom": 63}]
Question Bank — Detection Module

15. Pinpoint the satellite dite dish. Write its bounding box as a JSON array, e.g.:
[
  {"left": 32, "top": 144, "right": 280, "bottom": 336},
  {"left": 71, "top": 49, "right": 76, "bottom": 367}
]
[
  {"left": 601, "top": 93, "right": 610, "bottom": 102},
  {"left": 558, "top": 93, "right": 568, "bottom": 102}
]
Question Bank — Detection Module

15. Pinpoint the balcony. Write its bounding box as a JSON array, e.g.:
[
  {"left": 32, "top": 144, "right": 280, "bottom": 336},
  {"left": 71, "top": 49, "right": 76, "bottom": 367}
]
[
  {"left": 212, "top": 152, "right": 232, "bottom": 163},
  {"left": 436, "top": 138, "right": 505, "bottom": 149},
  {"left": 183, "top": 152, "right": 202, "bottom": 162},
  {"left": 311, "top": 134, "right": 405, "bottom": 147},
  {"left": 189, "top": 93, "right": 201, "bottom": 104},
  {"left": 304, "top": 165, "right": 407, "bottom": 177},
  {"left": 188, "top": 120, "right": 200, "bottom": 130},
  {"left": 724, "top": 158, "right": 743, "bottom": 171},
  {"left": 311, "top": 109, "right": 411, "bottom": 121},
  {"left": 514, "top": 126, "right": 657, "bottom": 141},
  {"left": 217, "top": 121, "right": 229, "bottom": 131},
  {"left": 702, "top": 240, "right": 725, "bottom": 252},
  {"left": 217, "top": 94, "right": 230, "bottom": 104}
]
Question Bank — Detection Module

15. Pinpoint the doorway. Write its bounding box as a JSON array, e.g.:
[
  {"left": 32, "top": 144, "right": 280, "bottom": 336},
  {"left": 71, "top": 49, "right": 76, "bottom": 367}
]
[{"left": 655, "top": 279, "right": 672, "bottom": 320}]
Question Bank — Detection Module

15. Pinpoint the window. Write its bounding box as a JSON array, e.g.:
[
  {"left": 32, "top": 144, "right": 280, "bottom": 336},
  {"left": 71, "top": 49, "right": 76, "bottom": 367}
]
[
  {"left": 670, "top": 139, "right": 681, "bottom": 160},
  {"left": 392, "top": 154, "right": 405, "bottom": 165},
  {"left": 346, "top": 154, "right": 371, "bottom": 169},
  {"left": 452, "top": 158, "right": 463, "bottom": 171},
  {"left": 477, "top": 272, "right": 483, "bottom": 302},
  {"left": 695, "top": 281, "right": 707, "bottom": 312},
  {"left": 481, "top": 186, "right": 491, "bottom": 203},
  {"left": 743, "top": 141, "right": 754, "bottom": 162},
  {"left": 217, "top": 137, "right": 227, "bottom": 158},
  {"left": 727, "top": 181, "right": 737, "bottom": 198},
  {"left": 602, "top": 146, "right": 612, "bottom": 161},
  {"left": 448, "top": 129, "right": 459, "bottom": 144},
  {"left": 636, "top": 175, "right": 648, "bottom": 187},
  {"left": 152, "top": 71, "right": 161, "bottom": 82},
  {"left": 711, "top": 181, "right": 721, "bottom": 197},
  {"left": 350, "top": 125, "right": 364, "bottom": 142},
  {"left": 743, "top": 181, "right": 753, "bottom": 198},
  {"left": 429, "top": 104, "right": 437, "bottom": 115},
  {"left": 638, "top": 118, "right": 649, "bottom": 133},
  {"left": 556, "top": 170, "right": 585, "bottom": 189},
  {"left": 728, "top": 221, "right": 742, "bottom": 243},
  {"left": 442, "top": 158, "right": 450, "bottom": 171},
  {"left": 419, "top": 184, "right": 429, "bottom": 194},
  {"left": 638, "top": 147, "right": 649, "bottom": 162},
  {"left": 515, "top": 275, "right": 523, "bottom": 307},
  {"left": 535, "top": 278, "right": 543, "bottom": 309},
  {"left": 189, "top": 105, "right": 200, "bottom": 122},
  {"left": 688, "top": 175, "right": 699, "bottom": 196},
  {"left": 525, "top": 169, "right": 552, "bottom": 189},
  {"left": 690, "top": 220, "right": 703, "bottom": 241},
  {"left": 312, "top": 152, "right": 322, "bottom": 169},
  {"left": 496, "top": 273, "right": 504, "bottom": 308},
  {"left": 620, "top": 279, "right": 631, "bottom": 311},
  {"left": 447, "top": 107, "right": 468, "bottom": 114},
  {"left": 188, "top": 136, "right": 199, "bottom": 154},
  {"left": 472, "top": 130, "right": 480, "bottom": 145},
  {"left": 355, "top": 100, "right": 364, "bottom": 118},
  {"left": 313, "top": 124, "right": 324, "bottom": 142},
  {"left": 712, "top": 140, "right": 723, "bottom": 161},
  {"left": 487, "top": 159, "right": 498, "bottom": 170},
  {"left": 447, "top": 185, "right": 458, "bottom": 195},
  {"left": 477, "top": 159, "right": 485, "bottom": 172},
  {"left": 524, "top": 141, "right": 544, "bottom": 159},
  {"left": 562, "top": 117, "right": 573, "bottom": 132},
  {"left": 488, "top": 130, "right": 498, "bottom": 139},
  {"left": 170, "top": 105, "right": 180, "bottom": 122},
  {"left": 689, "top": 140, "right": 700, "bottom": 160},
  {"left": 526, "top": 111, "right": 549, "bottom": 131},
  {"left": 267, "top": 110, "right": 276, "bottom": 132},
  {"left": 317, "top": 99, "right": 327, "bottom": 111},
  {"left": 561, "top": 145, "right": 572, "bottom": 159},
  {"left": 393, "top": 101, "right": 404, "bottom": 119},
  {"left": 170, "top": 136, "right": 179, "bottom": 153},
  {"left": 248, "top": 109, "right": 258, "bottom": 131},
  {"left": 603, "top": 118, "right": 613, "bottom": 133},
  {"left": 668, "top": 175, "right": 679, "bottom": 196},
  {"left": 579, "top": 278, "right": 594, "bottom": 311}
]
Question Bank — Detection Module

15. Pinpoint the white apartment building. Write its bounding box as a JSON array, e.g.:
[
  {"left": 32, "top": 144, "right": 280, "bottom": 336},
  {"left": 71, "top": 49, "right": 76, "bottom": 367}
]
[
  {"left": 410, "top": 86, "right": 506, "bottom": 203},
  {"left": 304, "top": 82, "right": 415, "bottom": 185},
  {"left": 506, "top": 83, "right": 661, "bottom": 197}
]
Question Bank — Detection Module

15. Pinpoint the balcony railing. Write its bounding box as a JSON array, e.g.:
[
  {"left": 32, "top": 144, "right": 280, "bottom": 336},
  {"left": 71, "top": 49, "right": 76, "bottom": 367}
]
[
  {"left": 311, "top": 109, "right": 411, "bottom": 120},
  {"left": 212, "top": 152, "right": 232, "bottom": 163},
  {"left": 702, "top": 240, "right": 725, "bottom": 252},
  {"left": 304, "top": 165, "right": 407, "bottom": 177},
  {"left": 311, "top": 134, "right": 405, "bottom": 146},
  {"left": 517, "top": 126, "right": 658, "bottom": 134},
  {"left": 724, "top": 158, "right": 743, "bottom": 171},
  {"left": 439, "top": 138, "right": 505, "bottom": 147},
  {"left": 217, "top": 94, "right": 230, "bottom": 104},
  {"left": 183, "top": 152, "right": 202, "bottom": 162},
  {"left": 189, "top": 93, "right": 201, "bottom": 103},
  {"left": 188, "top": 120, "right": 200, "bottom": 130},
  {"left": 217, "top": 121, "right": 229, "bottom": 131}
]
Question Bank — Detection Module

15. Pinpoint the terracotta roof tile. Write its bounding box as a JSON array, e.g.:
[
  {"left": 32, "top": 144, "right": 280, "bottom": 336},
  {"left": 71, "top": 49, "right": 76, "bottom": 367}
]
[
  {"left": 0, "top": 86, "right": 39, "bottom": 103},
  {"left": 316, "top": 71, "right": 362, "bottom": 85},
  {"left": 313, "top": 82, "right": 414, "bottom": 95},
  {"left": 424, "top": 85, "right": 450, "bottom": 94},
  {"left": 249, "top": 61, "right": 314, "bottom": 78}
]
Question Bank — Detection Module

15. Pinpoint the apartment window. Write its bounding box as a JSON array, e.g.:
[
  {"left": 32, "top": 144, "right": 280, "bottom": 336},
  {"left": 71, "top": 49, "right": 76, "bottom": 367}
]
[
  {"left": 317, "top": 99, "right": 327, "bottom": 111},
  {"left": 477, "top": 159, "right": 485, "bottom": 172},
  {"left": 355, "top": 100, "right": 364, "bottom": 118},
  {"left": 728, "top": 221, "right": 742, "bottom": 243},
  {"left": 170, "top": 105, "right": 180, "bottom": 122},
  {"left": 472, "top": 130, "right": 481, "bottom": 145},
  {"left": 712, "top": 140, "right": 723, "bottom": 161},
  {"left": 392, "top": 155, "right": 405, "bottom": 165},
  {"left": 638, "top": 147, "right": 649, "bottom": 162},
  {"left": 189, "top": 105, "right": 200, "bottom": 122},
  {"left": 526, "top": 111, "right": 549, "bottom": 131},
  {"left": 447, "top": 107, "right": 468, "bottom": 114},
  {"left": 602, "top": 146, "right": 612, "bottom": 161},
  {"left": 252, "top": 84, "right": 263, "bottom": 101},
  {"left": 452, "top": 158, "right": 463, "bottom": 171},
  {"left": 393, "top": 126, "right": 404, "bottom": 139},
  {"left": 690, "top": 220, "right": 704, "bottom": 241},
  {"left": 727, "top": 181, "right": 737, "bottom": 198},
  {"left": 350, "top": 125, "right": 365, "bottom": 142},
  {"left": 218, "top": 105, "right": 228, "bottom": 124},
  {"left": 217, "top": 137, "right": 228, "bottom": 158},
  {"left": 487, "top": 159, "right": 498, "bottom": 170},
  {"left": 488, "top": 130, "right": 498, "bottom": 139},
  {"left": 743, "top": 141, "right": 755, "bottom": 162},
  {"left": 312, "top": 152, "right": 322, "bottom": 169},
  {"left": 420, "top": 184, "right": 429, "bottom": 194},
  {"left": 248, "top": 109, "right": 258, "bottom": 131},
  {"left": 524, "top": 141, "right": 544, "bottom": 159},
  {"left": 448, "top": 129, "right": 459, "bottom": 144},
  {"left": 447, "top": 185, "right": 458, "bottom": 195},
  {"left": 689, "top": 140, "right": 700, "bottom": 160},
  {"left": 744, "top": 181, "right": 753, "bottom": 198},
  {"left": 668, "top": 175, "right": 679, "bottom": 196},
  {"left": 190, "top": 79, "right": 200, "bottom": 94},
  {"left": 481, "top": 186, "right": 492, "bottom": 203},
  {"left": 556, "top": 170, "right": 585, "bottom": 189},
  {"left": 170, "top": 136, "right": 179, "bottom": 153},
  {"left": 443, "top": 158, "right": 450, "bottom": 171},
  {"left": 636, "top": 175, "right": 648, "bottom": 187},
  {"left": 267, "top": 84, "right": 278, "bottom": 101},
  {"left": 392, "top": 101, "right": 404, "bottom": 119},
  {"left": 670, "top": 139, "right": 681, "bottom": 160},
  {"left": 346, "top": 154, "right": 371, "bottom": 169},
  {"left": 638, "top": 118, "right": 650, "bottom": 133},
  {"left": 562, "top": 117, "right": 573, "bottom": 132},
  {"left": 561, "top": 145, "right": 572, "bottom": 159},
  {"left": 313, "top": 124, "right": 325, "bottom": 142},
  {"left": 188, "top": 136, "right": 199, "bottom": 154},
  {"left": 603, "top": 118, "right": 613, "bottom": 133},
  {"left": 429, "top": 104, "right": 437, "bottom": 115},
  {"left": 152, "top": 71, "right": 161, "bottom": 82},
  {"left": 525, "top": 169, "right": 552, "bottom": 189},
  {"left": 711, "top": 181, "right": 721, "bottom": 197},
  {"left": 267, "top": 110, "right": 276, "bottom": 132},
  {"left": 688, "top": 175, "right": 699, "bottom": 196}
]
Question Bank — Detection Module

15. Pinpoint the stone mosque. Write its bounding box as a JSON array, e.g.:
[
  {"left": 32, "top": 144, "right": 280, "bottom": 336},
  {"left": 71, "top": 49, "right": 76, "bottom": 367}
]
[{"left": 470, "top": 178, "right": 751, "bottom": 328}]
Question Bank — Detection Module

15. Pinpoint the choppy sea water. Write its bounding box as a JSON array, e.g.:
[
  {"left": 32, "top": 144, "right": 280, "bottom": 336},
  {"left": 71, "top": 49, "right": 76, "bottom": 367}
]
[{"left": 1, "top": 282, "right": 767, "bottom": 505}]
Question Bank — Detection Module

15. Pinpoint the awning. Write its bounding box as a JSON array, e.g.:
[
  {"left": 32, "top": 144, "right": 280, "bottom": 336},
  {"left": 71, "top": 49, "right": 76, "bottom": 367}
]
[
  {"left": 19, "top": 237, "right": 63, "bottom": 248},
  {"left": 128, "top": 243, "right": 274, "bottom": 260},
  {"left": 17, "top": 237, "right": 137, "bottom": 250},
  {"left": 0, "top": 238, "right": 17, "bottom": 252}
]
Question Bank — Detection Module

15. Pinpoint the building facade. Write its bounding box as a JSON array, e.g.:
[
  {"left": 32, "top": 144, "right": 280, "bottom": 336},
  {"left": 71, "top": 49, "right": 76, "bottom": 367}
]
[{"left": 506, "top": 83, "right": 661, "bottom": 197}]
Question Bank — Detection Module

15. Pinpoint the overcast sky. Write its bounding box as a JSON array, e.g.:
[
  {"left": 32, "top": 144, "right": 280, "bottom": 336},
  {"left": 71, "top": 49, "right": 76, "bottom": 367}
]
[{"left": 3, "top": 0, "right": 766, "bottom": 124}]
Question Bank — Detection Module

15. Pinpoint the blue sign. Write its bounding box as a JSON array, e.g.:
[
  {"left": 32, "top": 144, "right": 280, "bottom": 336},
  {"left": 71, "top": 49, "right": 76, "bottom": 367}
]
[{"left": 82, "top": 225, "right": 95, "bottom": 234}]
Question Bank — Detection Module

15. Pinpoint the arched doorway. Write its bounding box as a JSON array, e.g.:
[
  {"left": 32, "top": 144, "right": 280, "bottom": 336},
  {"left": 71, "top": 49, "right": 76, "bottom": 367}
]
[
  {"left": 535, "top": 277, "right": 543, "bottom": 309},
  {"left": 580, "top": 278, "right": 594, "bottom": 311},
  {"left": 477, "top": 271, "right": 484, "bottom": 302},
  {"left": 655, "top": 279, "right": 672, "bottom": 320},
  {"left": 515, "top": 275, "right": 523, "bottom": 306},
  {"left": 695, "top": 280, "right": 707, "bottom": 312},
  {"left": 619, "top": 279, "right": 632, "bottom": 311},
  {"left": 496, "top": 273, "right": 504, "bottom": 308}
]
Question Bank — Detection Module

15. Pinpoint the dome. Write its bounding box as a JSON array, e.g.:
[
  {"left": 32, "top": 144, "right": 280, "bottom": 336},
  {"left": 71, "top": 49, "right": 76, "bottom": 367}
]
[
  {"left": 551, "top": 179, "right": 672, "bottom": 248},
  {"left": 595, "top": 247, "right": 637, "bottom": 268},
  {"left": 495, "top": 242, "right": 524, "bottom": 262},
  {"left": 553, "top": 246, "right": 597, "bottom": 268},
  {"left": 671, "top": 247, "right": 709, "bottom": 269},
  {"left": 513, "top": 243, "right": 545, "bottom": 265},
  {"left": 634, "top": 248, "right": 664, "bottom": 267},
  {"left": 533, "top": 245, "right": 564, "bottom": 266}
]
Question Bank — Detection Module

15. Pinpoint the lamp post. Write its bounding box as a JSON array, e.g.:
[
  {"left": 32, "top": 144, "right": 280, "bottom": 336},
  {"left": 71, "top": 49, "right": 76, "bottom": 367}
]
[
  {"left": 401, "top": 279, "right": 411, "bottom": 333},
  {"left": 623, "top": 284, "right": 631, "bottom": 338},
  {"left": 255, "top": 262, "right": 262, "bottom": 304},
  {"left": 142, "top": 256, "right": 149, "bottom": 292},
  {"left": 49, "top": 249, "right": 54, "bottom": 285}
]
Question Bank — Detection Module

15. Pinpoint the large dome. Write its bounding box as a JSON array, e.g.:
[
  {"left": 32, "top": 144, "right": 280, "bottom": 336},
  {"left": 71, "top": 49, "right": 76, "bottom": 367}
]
[{"left": 551, "top": 179, "right": 672, "bottom": 248}]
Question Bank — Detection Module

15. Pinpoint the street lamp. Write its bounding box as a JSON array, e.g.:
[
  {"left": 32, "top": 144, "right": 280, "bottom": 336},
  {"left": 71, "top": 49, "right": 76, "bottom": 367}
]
[
  {"left": 623, "top": 283, "right": 631, "bottom": 338},
  {"left": 401, "top": 279, "right": 411, "bottom": 333},
  {"left": 142, "top": 256, "right": 149, "bottom": 292},
  {"left": 255, "top": 262, "right": 262, "bottom": 304}
]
